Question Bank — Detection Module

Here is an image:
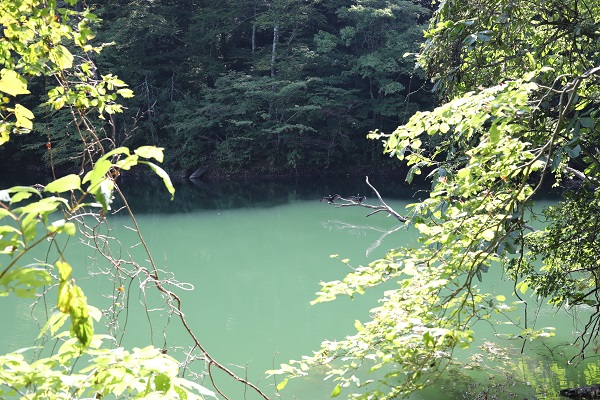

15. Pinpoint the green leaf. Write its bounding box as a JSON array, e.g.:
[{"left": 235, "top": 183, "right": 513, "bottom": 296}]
[
  {"left": 38, "top": 311, "right": 69, "bottom": 339},
  {"left": 10, "top": 191, "right": 34, "bottom": 204},
  {"left": 579, "top": 117, "right": 594, "bottom": 128},
  {"left": 481, "top": 229, "right": 495, "bottom": 241},
  {"left": 134, "top": 146, "right": 165, "bottom": 162},
  {"left": 0, "top": 266, "right": 53, "bottom": 298},
  {"left": 140, "top": 161, "right": 175, "bottom": 200},
  {"left": 516, "top": 281, "right": 528, "bottom": 294},
  {"left": 45, "top": 174, "right": 81, "bottom": 193},
  {"left": 565, "top": 144, "right": 581, "bottom": 158},
  {"left": 489, "top": 123, "right": 501, "bottom": 144},
  {"left": 179, "top": 379, "right": 217, "bottom": 398},
  {"left": 331, "top": 384, "right": 342, "bottom": 397},
  {"left": 0, "top": 69, "right": 30, "bottom": 96},
  {"left": 82, "top": 158, "right": 112, "bottom": 186},
  {"left": 90, "top": 178, "right": 114, "bottom": 212},
  {"left": 115, "top": 154, "right": 139, "bottom": 171},
  {"left": 354, "top": 319, "right": 365, "bottom": 332},
  {"left": 49, "top": 45, "right": 74, "bottom": 69},
  {"left": 276, "top": 378, "right": 289, "bottom": 391},
  {"left": 7, "top": 186, "right": 43, "bottom": 197},
  {"left": 0, "top": 208, "right": 13, "bottom": 220},
  {"left": 88, "top": 305, "right": 102, "bottom": 322},
  {"left": 71, "top": 317, "right": 93, "bottom": 347},
  {"left": 423, "top": 331, "right": 435, "bottom": 347},
  {"left": 57, "top": 260, "right": 72, "bottom": 282},
  {"left": 174, "top": 386, "right": 188, "bottom": 400},
  {"left": 48, "top": 220, "right": 77, "bottom": 236},
  {"left": 21, "top": 213, "right": 39, "bottom": 242},
  {"left": 14, "top": 104, "right": 34, "bottom": 130},
  {"left": 154, "top": 373, "right": 171, "bottom": 393},
  {"left": 117, "top": 88, "right": 134, "bottom": 98},
  {"left": 99, "top": 146, "right": 130, "bottom": 162},
  {"left": 15, "top": 197, "right": 67, "bottom": 216}
]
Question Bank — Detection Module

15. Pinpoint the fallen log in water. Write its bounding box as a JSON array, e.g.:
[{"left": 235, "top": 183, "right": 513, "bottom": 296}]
[{"left": 560, "top": 384, "right": 600, "bottom": 399}]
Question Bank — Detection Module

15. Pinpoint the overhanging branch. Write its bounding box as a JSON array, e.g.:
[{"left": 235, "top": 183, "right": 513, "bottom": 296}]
[{"left": 320, "top": 176, "right": 407, "bottom": 223}]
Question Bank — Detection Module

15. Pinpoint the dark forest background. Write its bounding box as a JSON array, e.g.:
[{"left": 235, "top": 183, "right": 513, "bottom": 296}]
[{"left": 2, "top": 0, "right": 435, "bottom": 178}]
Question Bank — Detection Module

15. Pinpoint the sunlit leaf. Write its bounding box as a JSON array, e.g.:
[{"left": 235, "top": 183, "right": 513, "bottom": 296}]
[
  {"left": 0, "top": 69, "right": 30, "bottom": 96},
  {"left": 277, "top": 378, "right": 289, "bottom": 390},
  {"left": 48, "top": 220, "right": 76, "bottom": 236},
  {"left": 134, "top": 146, "right": 165, "bottom": 162},
  {"left": 331, "top": 384, "right": 342, "bottom": 397},
  {"left": 14, "top": 104, "right": 34, "bottom": 130},
  {"left": 140, "top": 161, "right": 175, "bottom": 200},
  {"left": 82, "top": 158, "right": 112, "bottom": 186},
  {"left": 49, "top": 45, "right": 74, "bottom": 69},
  {"left": 38, "top": 311, "right": 69, "bottom": 339},
  {"left": 10, "top": 191, "right": 34, "bottom": 204},
  {"left": 45, "top": 174, "right": 81, "bottom": 193},
  {"left": 91, "top": 179, "right": 114, "bottom": 212},
  {"left": 117, "top": 88, "right": 134, "bottom": 98},
  {"left": 354, "top": 320, "right": 365, "bottom": 332},
  {"left": 100, "top": 146, "right": 130, "bottom": 162},
  {"left": 174, "top": 386, "right": 188, "bottom": 400},
  {"left": 0, "top": 266, "right": 52, "bottom": 298},
  {"left": 154, "top": 373, "right": 171, "bottom": 393},
  {"left": 179, "top": 379, "right": 217, "bottom": 398}
]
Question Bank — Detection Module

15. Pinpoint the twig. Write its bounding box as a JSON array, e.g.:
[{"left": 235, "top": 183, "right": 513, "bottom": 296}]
[{"left": 321, "top": 176, "right": 407, "bottom": 222}]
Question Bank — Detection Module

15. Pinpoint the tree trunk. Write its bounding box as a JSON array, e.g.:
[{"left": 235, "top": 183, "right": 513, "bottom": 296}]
[
  {"left": 270, "top": 24, "right": 279, "bottom": 78},
  {"left": 252, "top": 24, "right": 256, "bottom": 65},
  {"left": 251, "top": 5, "right": 257, "bottom": 67}
]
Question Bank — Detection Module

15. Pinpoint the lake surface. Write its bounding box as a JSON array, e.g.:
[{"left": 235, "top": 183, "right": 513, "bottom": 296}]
[{"left": 1, "top": 176, "right": 599, "bottom": 399}]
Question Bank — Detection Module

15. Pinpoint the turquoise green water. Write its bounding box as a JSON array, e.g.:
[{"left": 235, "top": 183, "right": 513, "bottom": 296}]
[{"left": 1, "top": 178, "right": 599, "bottom": 399}]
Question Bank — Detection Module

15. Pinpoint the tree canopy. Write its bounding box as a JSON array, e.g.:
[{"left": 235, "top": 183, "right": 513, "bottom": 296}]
[
  {"left": 1, "top": 0, "right": 433, "bottom": 177},
  {"left": 270, "top": 0, "right": 600, "bottom": 398},
  {"left": 4, "top": 0, "right": 600, "bottom": 399},
  {"left": 0, "top": 1, "right": 267, "bottom": 398}
]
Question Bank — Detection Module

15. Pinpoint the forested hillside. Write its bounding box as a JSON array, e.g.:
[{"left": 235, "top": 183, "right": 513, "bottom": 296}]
[{"left": 1, "top": 0, "right": 433, "bottom": 177}]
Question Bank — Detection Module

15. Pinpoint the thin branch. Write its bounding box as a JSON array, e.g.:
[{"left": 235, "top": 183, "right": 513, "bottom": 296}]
[
  {"left": 320, "top": 176, "right": 407, "bottom": 222},
  {"left": 365, "top": 176, "right": 407, "bottom": 222},
  {"left": 565, "top": 166, "right": 600, "bottom": 187}
]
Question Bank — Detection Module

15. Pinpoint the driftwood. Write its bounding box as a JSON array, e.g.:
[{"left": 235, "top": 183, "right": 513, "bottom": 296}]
[
  {"left": 319, "top": 176, "right": 407, "bottom": 222},
  {"left": 560, "top": 384, "right": 600, "bottom": 399},
  {"left": 189, "top": 166, "right": 208, "bottom": 180}
]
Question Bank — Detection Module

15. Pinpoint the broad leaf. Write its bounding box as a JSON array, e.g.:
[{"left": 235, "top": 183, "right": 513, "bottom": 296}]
[
  {"left": 0, "top": 69, "right": 30, "bottom": 96},
  {"left": 49, "top": 45, "right": 74, "bottom": 70},
  {"left": 45, "top": 175, "right": 81, "bottom": 194},
  {"left": 14, "top": 104, "right": 34, "bottom": 130},
  {"left": 140, "top": 161, "right": 175, "bottom": 200},
  {"left": 134, "top": 146, "right": 164, "bottom": 162}
]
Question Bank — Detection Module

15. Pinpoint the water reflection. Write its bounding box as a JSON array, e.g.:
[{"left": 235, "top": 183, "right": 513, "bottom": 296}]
[
  {"left": 0, "top": 175, "right": 594, "bottom": 399},
  {"left": 115, "top": 175, "right": 422, "bottom": 214}
]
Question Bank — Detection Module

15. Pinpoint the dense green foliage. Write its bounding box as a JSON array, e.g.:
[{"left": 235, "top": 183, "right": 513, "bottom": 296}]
[
  {"left": 0, "top": 1, "right": 265, "bottom": 399},
  {"left": 269, "top": 0, "right": 600, "bottom": 398},
  {"left": 5, "top": 0, "right": 600, "bottom": 399},
  {"left": 2, "top": 0, "right": 433, "bottom": 176}
]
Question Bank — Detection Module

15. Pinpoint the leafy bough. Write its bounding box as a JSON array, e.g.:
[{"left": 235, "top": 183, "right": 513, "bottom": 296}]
[{"left": 267, "top": 72, "right": 592, "bottom": 398}]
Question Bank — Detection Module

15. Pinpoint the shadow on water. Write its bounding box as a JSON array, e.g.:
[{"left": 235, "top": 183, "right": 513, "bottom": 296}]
[
  {"left": 0, "top": 172, "right": 595, "bottom": 399},
  {"left": 115, "top": 175, "right": 426, "bottom": 214},
  {"left": 0, "top": 171, "right": 563, "bottom": 215}
]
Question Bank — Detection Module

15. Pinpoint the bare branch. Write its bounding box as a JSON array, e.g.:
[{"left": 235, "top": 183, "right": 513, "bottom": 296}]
[
  {"left": 365, "top": 176, "right": 406, "bottom": 222},
  {"left": 565, "top": 166, "right": 600, "bottom": 188},
  {"left": 319, "top": 176, "right": 407, "bottom": 223}
]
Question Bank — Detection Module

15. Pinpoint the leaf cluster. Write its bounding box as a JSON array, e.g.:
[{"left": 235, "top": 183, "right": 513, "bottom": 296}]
[
  {"left": 272, "top": 0, "right": 600, "bottom": 398},
  {"left": 0, "top": 2, "right": 218, "bottom": 399}
]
